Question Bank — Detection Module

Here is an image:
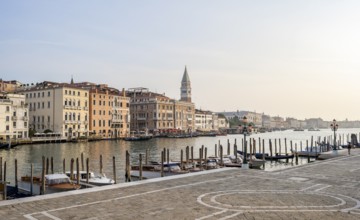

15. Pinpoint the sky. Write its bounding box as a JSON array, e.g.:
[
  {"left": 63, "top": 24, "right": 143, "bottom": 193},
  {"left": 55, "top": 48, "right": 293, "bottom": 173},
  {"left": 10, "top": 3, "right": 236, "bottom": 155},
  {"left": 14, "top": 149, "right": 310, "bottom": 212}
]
[{"left": 1, "top": 0, "right": 360, "bottom": 121}]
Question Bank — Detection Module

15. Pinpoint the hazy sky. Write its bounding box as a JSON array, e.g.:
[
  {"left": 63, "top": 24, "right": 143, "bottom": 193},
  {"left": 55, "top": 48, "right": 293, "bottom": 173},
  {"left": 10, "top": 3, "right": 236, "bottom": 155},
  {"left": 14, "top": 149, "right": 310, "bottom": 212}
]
[{"left": 1, "top": 1, "right": 360, "bottom": 121}]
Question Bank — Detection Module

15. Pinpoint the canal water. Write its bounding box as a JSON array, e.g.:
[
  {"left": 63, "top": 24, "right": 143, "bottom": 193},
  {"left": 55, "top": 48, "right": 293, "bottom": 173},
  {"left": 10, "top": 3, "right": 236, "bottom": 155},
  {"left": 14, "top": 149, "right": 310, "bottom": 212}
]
[{"left": 1, "top": 128, "right": 359, "bottom": 185}]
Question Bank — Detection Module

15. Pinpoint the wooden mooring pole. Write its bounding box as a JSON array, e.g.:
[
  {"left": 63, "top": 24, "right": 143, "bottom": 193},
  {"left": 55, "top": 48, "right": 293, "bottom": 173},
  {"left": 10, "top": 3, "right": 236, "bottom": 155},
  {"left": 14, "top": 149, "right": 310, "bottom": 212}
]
[
  {"left": 30, "top": 163, "right": 33, "bottom": 196},
  {"left": 41, "top": 156, "right": 45, "bottom": 195},
  {"left": 86, "top": 158, "right": 89, "bottom": 184},
  {"left": 76, "top": 158, "right": 80, "bottom": 185},
  {"left": 161, "top": 151, "right": 164, "bottom": 177},
  {"left": 70, "top": 158, "right": 74, "bottom": 180},
  {"left": 15, "top": 159, "right": 18, "bottom": 192},
  {"left": 63, "top": 158, "right": 65, "bottom": 174},
  {"left": 100, "top": 154, "right": 103, "bottom": 175},
  {"left": 139, "top": 154, "right": 142, "bottom": 181},
  {"left": 81, "top": 152, "right": 84, "bottom": 171}
]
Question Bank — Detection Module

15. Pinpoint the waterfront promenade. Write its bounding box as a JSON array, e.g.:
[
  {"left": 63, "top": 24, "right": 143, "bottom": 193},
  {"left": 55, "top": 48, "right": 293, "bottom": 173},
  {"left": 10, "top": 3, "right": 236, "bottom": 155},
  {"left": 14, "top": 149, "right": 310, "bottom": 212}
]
[{"left": 1, "top": 150, "right": 360, "bottom": 219}]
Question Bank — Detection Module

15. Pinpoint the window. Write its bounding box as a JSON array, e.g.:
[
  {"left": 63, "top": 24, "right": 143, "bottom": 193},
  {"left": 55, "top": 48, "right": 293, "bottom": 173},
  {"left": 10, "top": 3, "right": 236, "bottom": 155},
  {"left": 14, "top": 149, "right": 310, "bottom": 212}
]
[
  {"left": 65, "top": 113, "right": 68, "bottom": 120},
  {"left": 126, "top": 103, "right": 129, "bottom": 107},
  {"left": 24, "top": 122, "right": 27, "bottom": 128},
  {"left": 42, "top": 102, "right": 44, "bottom": 109},
  {"left": 42, "top": 116, "right": 44, "bottom": 122},
  {"left": 93, "top": 100, "right": 96, "bottom": 105},
  {"left": 6, "top": 125, "right": 9, "bottom": 131},
  {"left": 6, "top": 106, "right": 9, "bottom": 112},
  {"left": 48, "top": 101, "right": 50, "bottom": 108},
  {"left": 65, "top": 100, "right": 67, "bottom": 105},
  {"left": 42, "top": 92, "right": 44, "bottom": 97},
  {"left": 93, "top": 120, "right": 95, "bottom": 126},
  {"left": 78, "top": 100, "right": 80, "bottom": 106},
  {"left": 37, "top": 102, "right": 40, "bottom": 109},
  {"left": 24, "top": 111, "right": 27, "bottom": 116},
  {"left": 78, "top": 114, "right": 80, "bottom": 121},
  {"left": 85, "top": 114, "right": 87, "bottom": 121},
  {"left": 26, "top": 94, "right": 28, "bottom": 98},
  {"left": 65, "top": 90, "right": 68, "bottom": 95},
  {"left": 73, "top": 91, "right": 75, "bottom": 95},
  {"left": 48, "top": 91, "right": 51, "bottom": 97},
  {"left": 85, "top": 92, "right": 87, "bottom": 97},
  {"left": 48, "top": 116, "right": 50, "bottom": 122},
  {"left": 85, "top": 101, "right": 88, "bottom": 107},
  {"left": 30, "top": 93, "right": 32, "bottom": 98},
  {"left": 93, "top": 110, "right": 96, "bottom": 115},
  {"left": 37, "top": 116, "right": 40, "bottom": 122},
  {"left": 78, "top": 91, "right": 80, "bottom": 96},
  {"left": 6, "top": 116, "right": 9, "bottom": 121},
  {"left": 103, "top": 120, "right": 105, "bottom": 126},
  {"left": 99, "top": 100, "right": 101, "bottom": 105},
  {"left": 99, "top": 120, "right": 101, "bottom": 127}
]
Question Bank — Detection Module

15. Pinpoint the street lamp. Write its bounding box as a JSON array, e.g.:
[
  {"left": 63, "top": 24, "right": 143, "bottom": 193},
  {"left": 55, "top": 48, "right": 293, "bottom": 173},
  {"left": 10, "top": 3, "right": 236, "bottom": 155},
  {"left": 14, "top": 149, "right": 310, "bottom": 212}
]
[
  {"left": 330, "top": 119, "right": 338, "bottom": 150},
  {"left": 241, "top": 116, "right": 252, "bottom": 169}
]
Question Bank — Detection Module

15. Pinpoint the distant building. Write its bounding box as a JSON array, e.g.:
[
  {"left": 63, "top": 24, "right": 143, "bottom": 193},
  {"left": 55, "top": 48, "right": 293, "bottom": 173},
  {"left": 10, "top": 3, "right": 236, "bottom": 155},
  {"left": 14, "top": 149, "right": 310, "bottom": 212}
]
[
  {"left": 18, "top": 81, "right": 89, "bottom": 139},
  {"left": 0, "top": 93, "right": 29, "bottom": 141},
  {"left": 0, "top": 79, "right": 22, "bottom": 93},
  {"left": 72, "top": 82, "right": 130, "bottom": 138},
  {"left": 305, "top": 118, "right": 325, "bottom": 129},
  {"left": 285, "top": 117, "right": 300, "bottom": 129},
  {"left": 195, "top": 109, "right": 214, "bottom": 131},
  {"left": 217, "top": 114, "right": 229, "bottom": 129},
  {"left": 128, "top": 67, "right": 195, "bottom": 133},
  {"left": 222, "top": 110, "right": 262, "bottom": 127}
]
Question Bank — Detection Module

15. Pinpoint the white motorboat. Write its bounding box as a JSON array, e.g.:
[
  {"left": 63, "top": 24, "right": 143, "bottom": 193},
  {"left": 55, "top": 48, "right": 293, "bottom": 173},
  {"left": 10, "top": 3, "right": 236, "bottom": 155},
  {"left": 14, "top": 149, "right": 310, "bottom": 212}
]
[{"left": 65, "top": 171, "right": 115, "bottom": 186}]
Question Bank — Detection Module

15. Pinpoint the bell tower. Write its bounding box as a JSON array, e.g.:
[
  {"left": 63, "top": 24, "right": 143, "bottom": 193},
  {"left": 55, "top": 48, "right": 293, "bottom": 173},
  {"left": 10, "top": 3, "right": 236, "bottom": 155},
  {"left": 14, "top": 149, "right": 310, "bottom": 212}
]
[{"left": 180, "top": 66, "right": 191, "bottom": 102}]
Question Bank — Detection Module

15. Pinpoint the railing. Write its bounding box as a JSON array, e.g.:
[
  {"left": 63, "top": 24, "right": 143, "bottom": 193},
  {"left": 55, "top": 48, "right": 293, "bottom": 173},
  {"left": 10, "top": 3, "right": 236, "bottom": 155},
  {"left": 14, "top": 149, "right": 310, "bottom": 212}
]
[{"left": 12, "top": 116, "right": 17, "bottom": 120}]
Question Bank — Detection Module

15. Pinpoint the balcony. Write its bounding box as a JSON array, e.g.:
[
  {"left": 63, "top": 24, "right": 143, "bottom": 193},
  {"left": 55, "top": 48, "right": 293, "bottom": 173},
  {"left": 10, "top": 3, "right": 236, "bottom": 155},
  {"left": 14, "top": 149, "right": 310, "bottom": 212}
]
[
  {"left": 12, "top": 116, "right": 17, "bottom": 120},
  {"left": 23, "top": 116, "right": 28, "bottom": 121},
  {"left": 84, "top": 107, "right": 89, "bottom": 111}
]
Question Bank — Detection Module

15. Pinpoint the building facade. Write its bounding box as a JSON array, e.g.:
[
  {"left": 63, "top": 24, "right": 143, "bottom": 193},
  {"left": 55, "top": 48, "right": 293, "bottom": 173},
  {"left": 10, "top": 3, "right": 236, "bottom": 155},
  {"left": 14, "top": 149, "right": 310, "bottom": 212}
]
[
  {"left": 19, "top": 81, "right": 89, "bottom": 138},
  {"left": 0, "top": 80, "right": 21, "bottom": 93},
  {"left": 128, "top": 67, "right": 196, "bottom": 133},
  {"left": 72, "top": 82, "right": 131, "bottom": 139},
  {"left": 0, "top": 93, "right": 29, "bottom": 141}
]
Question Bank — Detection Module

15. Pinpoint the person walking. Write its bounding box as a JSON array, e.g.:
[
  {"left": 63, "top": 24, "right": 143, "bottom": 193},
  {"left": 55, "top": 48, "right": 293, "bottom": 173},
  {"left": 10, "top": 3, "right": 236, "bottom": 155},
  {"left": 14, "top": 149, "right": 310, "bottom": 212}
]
[{"left": 347, "top": 142, "right": 352, "bottom": 155}]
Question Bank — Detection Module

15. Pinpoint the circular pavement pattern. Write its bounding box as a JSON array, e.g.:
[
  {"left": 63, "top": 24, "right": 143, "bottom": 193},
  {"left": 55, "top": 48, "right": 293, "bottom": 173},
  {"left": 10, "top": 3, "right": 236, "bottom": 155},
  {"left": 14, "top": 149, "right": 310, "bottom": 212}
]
[{"left": 197, "top": 190, "right": 360, "bottom": 213}]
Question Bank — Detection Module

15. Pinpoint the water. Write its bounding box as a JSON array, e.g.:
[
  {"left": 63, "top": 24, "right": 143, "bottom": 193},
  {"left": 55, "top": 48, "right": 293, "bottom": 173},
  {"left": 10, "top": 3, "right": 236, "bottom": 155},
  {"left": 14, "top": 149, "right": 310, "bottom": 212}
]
[{"left": 1, "top": 128, "right": 359, "bottom": 185}]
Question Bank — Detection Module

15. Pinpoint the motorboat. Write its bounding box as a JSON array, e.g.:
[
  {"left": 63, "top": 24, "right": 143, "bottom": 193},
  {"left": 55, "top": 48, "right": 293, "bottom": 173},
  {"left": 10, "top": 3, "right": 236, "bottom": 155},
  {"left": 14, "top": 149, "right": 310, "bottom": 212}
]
[{"left": 65, "top": 171, "right": 115, "bottom": 186}]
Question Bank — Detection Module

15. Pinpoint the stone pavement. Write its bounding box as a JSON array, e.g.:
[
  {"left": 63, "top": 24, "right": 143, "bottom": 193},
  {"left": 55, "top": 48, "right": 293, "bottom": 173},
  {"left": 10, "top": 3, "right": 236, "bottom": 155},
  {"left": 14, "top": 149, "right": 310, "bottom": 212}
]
[{"left": 1, "top": 149, "right": 360, "bottom": 220}]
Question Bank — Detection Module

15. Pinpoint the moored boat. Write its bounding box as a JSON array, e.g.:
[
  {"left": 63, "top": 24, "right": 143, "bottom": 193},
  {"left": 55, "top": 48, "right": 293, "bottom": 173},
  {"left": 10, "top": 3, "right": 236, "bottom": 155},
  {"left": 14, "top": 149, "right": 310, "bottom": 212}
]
[{"left": 65, "top": 171, "right": 115, "bottom": 186}]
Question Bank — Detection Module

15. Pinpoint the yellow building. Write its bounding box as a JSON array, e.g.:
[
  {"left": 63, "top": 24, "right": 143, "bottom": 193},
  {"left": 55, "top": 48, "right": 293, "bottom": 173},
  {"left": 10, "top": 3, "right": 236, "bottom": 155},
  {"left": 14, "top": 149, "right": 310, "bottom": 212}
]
[{"left": 19, "top": 81, "right": 89, "bottom": 139}]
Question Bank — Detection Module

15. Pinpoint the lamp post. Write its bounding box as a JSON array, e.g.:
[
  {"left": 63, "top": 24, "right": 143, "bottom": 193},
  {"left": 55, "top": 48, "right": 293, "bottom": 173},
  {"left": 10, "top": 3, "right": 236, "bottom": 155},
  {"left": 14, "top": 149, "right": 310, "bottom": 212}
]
[
  {"left": 241, "top": 116, "right": 252, "bottom": 169},
  {"left": 330, "top": 119, "right": 338, "bottom": 150}
]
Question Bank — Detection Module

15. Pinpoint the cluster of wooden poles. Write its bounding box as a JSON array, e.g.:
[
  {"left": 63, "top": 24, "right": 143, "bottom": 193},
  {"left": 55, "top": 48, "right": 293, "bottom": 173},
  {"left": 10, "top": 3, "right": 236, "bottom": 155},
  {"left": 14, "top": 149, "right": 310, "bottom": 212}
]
[{"left": 0, "top": 153, "right": 118, "bottom": 198}]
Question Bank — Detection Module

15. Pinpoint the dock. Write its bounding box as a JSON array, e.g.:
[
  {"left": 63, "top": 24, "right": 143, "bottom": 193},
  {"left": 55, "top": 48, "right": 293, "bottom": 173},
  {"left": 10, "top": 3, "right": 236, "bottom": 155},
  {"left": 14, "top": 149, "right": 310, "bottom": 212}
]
[{"left": 0, "top": 149, "right": 360, "bottom": 219}]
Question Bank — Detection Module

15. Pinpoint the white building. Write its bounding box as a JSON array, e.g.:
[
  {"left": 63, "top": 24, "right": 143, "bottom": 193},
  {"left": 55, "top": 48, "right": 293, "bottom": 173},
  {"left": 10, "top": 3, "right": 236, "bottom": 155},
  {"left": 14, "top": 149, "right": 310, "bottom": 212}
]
[
  {"left": 0, "top": 93, "right": 29, "bottom": 141},
  {"left": 195, "top": 109, "right": 215, "bottom": 131}
]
